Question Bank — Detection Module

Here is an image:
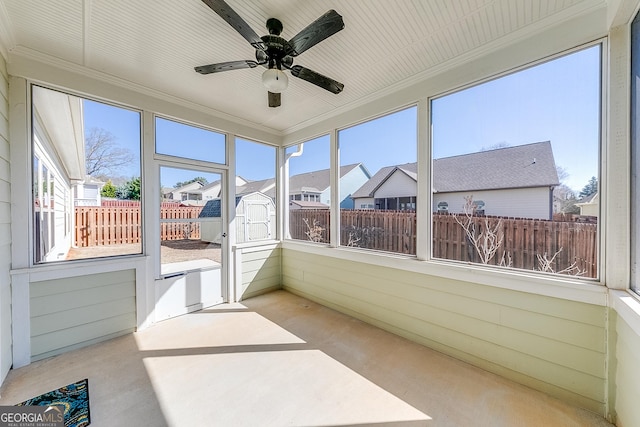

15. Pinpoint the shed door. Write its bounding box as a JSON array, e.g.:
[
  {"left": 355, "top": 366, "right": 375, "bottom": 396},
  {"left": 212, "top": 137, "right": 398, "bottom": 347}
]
[{"left": 244, "top": 200, "right": 272, "bottom": 241}]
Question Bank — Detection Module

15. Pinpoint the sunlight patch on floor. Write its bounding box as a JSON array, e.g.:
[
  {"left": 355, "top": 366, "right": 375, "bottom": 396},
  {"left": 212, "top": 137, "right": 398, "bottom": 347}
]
[{"left": 142, "top": 349, "right": 431, "bottom": 426}]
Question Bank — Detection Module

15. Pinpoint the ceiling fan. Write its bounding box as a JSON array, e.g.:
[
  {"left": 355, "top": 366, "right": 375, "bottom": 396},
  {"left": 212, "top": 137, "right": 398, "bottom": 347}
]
[{"left": 195, "top": 0, "right": 345, "bottom": 107}]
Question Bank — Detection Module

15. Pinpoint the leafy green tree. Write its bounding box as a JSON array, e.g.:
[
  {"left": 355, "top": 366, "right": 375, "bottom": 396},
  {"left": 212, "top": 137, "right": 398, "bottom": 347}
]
[
  {"left": 116, "top": 177, "right": 141, "bottom": 200},
  {"left": 174, "top": 177, "right": 208, "bottom": 188},
  {"left": 579, "top": 176, "right": 598, "bottom": 199},
  {"left": 101, "top": 179, "right": 117, "bottom": 198}
]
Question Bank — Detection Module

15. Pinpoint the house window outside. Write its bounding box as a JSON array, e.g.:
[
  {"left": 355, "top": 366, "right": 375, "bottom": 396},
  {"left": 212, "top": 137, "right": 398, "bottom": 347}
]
[
  {"left": 32, "top": 86, "right": 142, "bottom": 264},
  {"left": 285, "top": 135, "right": 330, "bottom": 243},
  {"left": 339, "top": 106, "right": 417, "bottom": 254},
  {"left": 374, "top": 196, "right": 416, "bottom": 211},
  {"left": 437, "top": 201, "right": 449, "bottom": 213},
  {"left": 431, "top": 45, "right": 601, "bottom": 278}
]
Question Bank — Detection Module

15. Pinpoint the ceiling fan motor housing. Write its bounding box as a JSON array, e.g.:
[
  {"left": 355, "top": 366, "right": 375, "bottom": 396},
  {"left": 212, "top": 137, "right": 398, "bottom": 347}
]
[{"left": 258, "top": 34, "right": 293, "bottom": 69}]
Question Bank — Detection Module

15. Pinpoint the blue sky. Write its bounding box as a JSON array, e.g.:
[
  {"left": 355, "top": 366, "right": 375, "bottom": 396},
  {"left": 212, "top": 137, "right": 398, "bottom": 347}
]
[{"left": 84, "top": 44, "right": 600, "bottom": 193}]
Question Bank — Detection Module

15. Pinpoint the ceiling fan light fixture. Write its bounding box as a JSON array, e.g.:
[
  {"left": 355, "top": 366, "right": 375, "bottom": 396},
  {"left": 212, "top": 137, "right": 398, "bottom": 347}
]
[{"left": 262, "top": 68, "right": 288, "bottom": 93}]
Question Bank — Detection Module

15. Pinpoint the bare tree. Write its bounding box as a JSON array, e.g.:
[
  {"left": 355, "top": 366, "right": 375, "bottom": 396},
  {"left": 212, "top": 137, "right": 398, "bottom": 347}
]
[
  {"left": 303, "top": 218, "right": 325, "bottom": 243},
  {"left": 453, "top": 195, "right": 505, "bottom": 265},
  {"left": 346, "top": 231, "right": 361, "bottom": 247},
  {"left": 536, "top": 248, "right": 586, "bottom": 276},
  {"left": 85, "top": 127, "right": 133, "bottom": 177},
  {"left": 480, "top": 142, "right": 511, "bottom": 152}
]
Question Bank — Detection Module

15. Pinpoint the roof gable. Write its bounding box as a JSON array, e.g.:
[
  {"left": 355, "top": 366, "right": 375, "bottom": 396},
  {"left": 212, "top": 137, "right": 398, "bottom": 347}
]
[
  {"left": 353, "top": 142, "right": 559, "bottom": 198},
  {"left": 289, "top": 163, "right": 366, "bottom": 193}
]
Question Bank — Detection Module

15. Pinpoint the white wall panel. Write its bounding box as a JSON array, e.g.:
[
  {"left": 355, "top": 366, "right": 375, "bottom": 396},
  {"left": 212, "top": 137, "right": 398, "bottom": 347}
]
[
  {"left": 282, "top": 248, "right": 607, "bottom": 414},
  {"left": 29, "top": 270, "right": 136, "bottom": 362},
  {"left": 0, "top": 54, "right": 10, "bottom": 382}
]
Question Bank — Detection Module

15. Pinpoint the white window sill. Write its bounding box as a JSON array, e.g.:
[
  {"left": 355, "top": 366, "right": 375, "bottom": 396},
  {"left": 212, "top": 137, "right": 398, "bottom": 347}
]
[
  {"left": 611, "top": 290, "right": 640, "bottom": 336},
  {"left": 10, "top": 255, "right": 149, "bottom": 281},
  {"left": 233, "top": 240, "right": 281, "bottom": 252}
]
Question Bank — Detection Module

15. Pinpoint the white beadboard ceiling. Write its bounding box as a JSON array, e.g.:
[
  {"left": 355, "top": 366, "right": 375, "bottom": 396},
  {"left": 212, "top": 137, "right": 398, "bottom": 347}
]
[{"left": 0, "top": 0, "right": 606, "bottom": 134}]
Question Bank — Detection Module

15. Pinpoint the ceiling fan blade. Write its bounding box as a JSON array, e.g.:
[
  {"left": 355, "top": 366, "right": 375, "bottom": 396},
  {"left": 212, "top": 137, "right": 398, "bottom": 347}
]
[
  {"left": 286, "top": 10, "right": 344, "bottom": 56},
  {"left": 200, "top": 0, "right": 266, "bottom": 50},
  {"left": 195, "top": 60, "right": 259, "bottom": 74},
  {"left": 268, "top": 92, "right": 281, "bottom": 108},
  {"left": 290, "top": 65, "right": 344, "bottom": 94}
]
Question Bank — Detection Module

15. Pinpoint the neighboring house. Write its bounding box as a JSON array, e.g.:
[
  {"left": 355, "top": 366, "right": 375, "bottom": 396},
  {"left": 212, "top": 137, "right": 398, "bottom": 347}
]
[
  {"left": 351, "top": 141, "right": 560, "bottom": 220},
  {"left": 237, "top": 163, "right": 371, "bottom": 209},
  {"left": 351, "top": 163, "right": 418, "bottom": 211},
  {"left": 192, "top": 176, "right": 249, "bottom": 202},
  {"left": 287, "top": 163, "right": 371, "bottom": 209},
  {"left": 237, "top": 178, "right": 276, "bottom": 197},
  {"left": 290, "top": 200, "right": 330, "bottom": 210},
  {"left": 575, "top": 192, "right": 599, "bottom": 217},
  {"left": 164, "top": 181, "right": 204, "bottom": 202},
  {"left": 74, "top": 175, "right": 105, "bottom": 207},
  {"left": 164, "top": 176, "right": 251, "bottom": 205}
]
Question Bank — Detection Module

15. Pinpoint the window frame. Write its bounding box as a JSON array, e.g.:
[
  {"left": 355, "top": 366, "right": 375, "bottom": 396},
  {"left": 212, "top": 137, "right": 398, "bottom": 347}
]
[
  {"left": 281, "top": 40, "right": 606, "bottom": 295},
  {"left": 29, "top": 84, "right": 145, "bottom": 266},
  {"left": 283, "top": 134, "right": 331, "bottom": 245},
  {"left": 427, "top": 42, "right": 603, "bottom": 281},
  {"left": 154, "top": 115, "right": 227, "bottom": 167},
  {"left": 335, "top": 104, "right": 419, "bottom": 255}
]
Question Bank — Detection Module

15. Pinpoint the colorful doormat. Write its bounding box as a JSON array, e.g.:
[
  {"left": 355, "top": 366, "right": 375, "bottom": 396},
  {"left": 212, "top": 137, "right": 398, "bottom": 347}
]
[{"left": 16, "top": 378, "right": 90, "bottom": 427}]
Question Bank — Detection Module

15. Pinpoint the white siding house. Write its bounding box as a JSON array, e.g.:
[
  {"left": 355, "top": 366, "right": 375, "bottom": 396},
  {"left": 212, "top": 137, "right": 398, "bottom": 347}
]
[
  {"left": 31, "top": 87, "right": 84, "bottom": 262},
  {"left": 576, "top": 192, "right": 599, "bottom": 217},
  {"left": 239, "top": 163, "right": 371, "bottom": 208},
  {"left": 164, "top": 181, "right": 204, "bottom": 202},
  {"left": 286, "top": 163, "right": 371, "bottom": 208},
  {"left": 352, "top": 142, "right": 559, "bottom": 219}
]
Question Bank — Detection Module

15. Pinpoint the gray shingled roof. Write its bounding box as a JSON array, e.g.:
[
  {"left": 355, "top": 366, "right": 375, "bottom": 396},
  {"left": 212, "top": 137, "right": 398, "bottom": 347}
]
[
  {"left": 198, "top": 196, "right": 242, "bottom": 218},
  {"left": 289, "top": 163, "right": 366, "bottom": 193},
  {"left": 235, "top": 163, "right": 366, "bottom": 198},
  {"left": 352, "top": 142, "right": 559, "bottom": 198},
  {"left": 237, "top": 179, "right": 275, "bottom": 197},
  {"left": 290, "top": 200, "right": 330, "bottom": 209}
]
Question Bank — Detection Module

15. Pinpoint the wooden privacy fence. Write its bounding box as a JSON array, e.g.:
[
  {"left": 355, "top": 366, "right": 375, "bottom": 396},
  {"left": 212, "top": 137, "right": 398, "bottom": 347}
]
[
  {"left": 101, "top": 199, "right": 141, "bottom": 207},
  {"left": 75, "top": 207, "right": 142, "bottom": 247},
  {"left": 289, "top": 210, "right": 598, "bottom": 278},
  {"left": 76, "top": 206, "right": 598, "bottom": 277},
  {"left": 75, "top": 206, "right": 203, "bottom": 247},
  {"left": 289, "top": 209, "right": 416, "bottom": 254},
  {"left": 160, "top": 206, "right": 203, "bottom": 241},
  {"left": 432, "top": 213, "right": 598, "bottom": 278}
]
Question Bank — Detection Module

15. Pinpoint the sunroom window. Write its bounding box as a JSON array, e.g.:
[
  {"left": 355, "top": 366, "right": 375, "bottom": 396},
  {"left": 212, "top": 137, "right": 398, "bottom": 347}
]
[
  {"left": 431, "top": 45, "right": 601, "bottom": 278},
  {"left": 235, "top": 138, "right": 276, "bottom": 243},
  {"left": 338, "top": 106, "right": 417, "bottom": 254},
  {"left": 32, "top": 86, "right": 142, "bottom": 263},
  {"left": 286, "top": 135, "right": 330, "bottom": 243}
]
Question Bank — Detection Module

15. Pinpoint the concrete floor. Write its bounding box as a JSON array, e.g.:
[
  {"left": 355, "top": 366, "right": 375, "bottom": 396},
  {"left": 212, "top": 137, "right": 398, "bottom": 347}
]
[{"left": 0, "top": 290, "right": 613, "bottom": 426}]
